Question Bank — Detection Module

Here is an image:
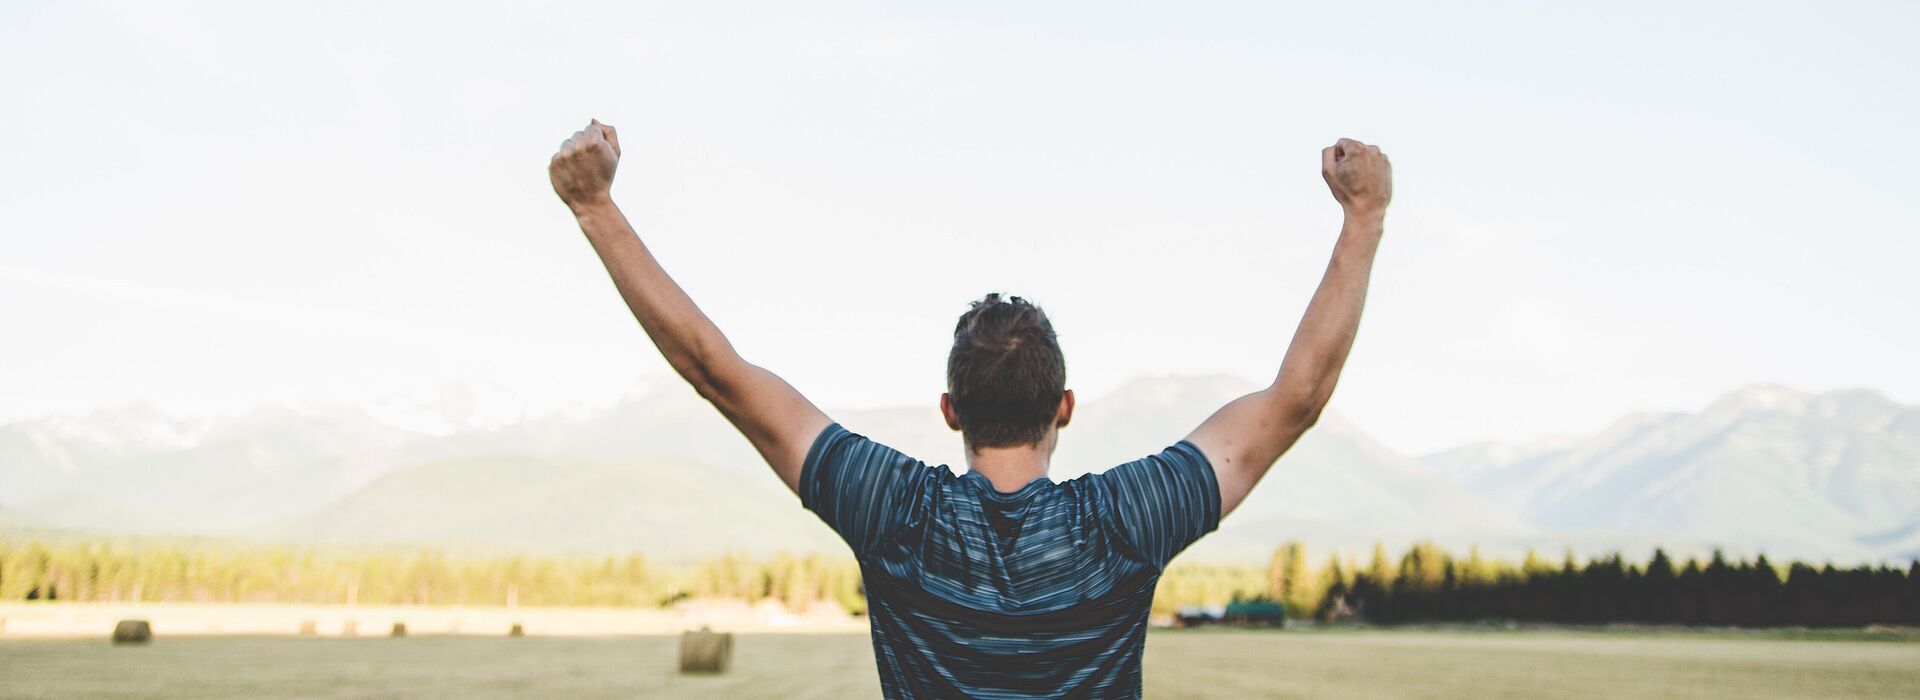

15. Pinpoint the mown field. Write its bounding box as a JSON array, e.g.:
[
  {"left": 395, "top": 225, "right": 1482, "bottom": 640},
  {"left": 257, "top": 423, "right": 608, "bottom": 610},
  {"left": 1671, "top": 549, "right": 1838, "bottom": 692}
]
[{"left": 2, "top": 628, "right": 1917, "bottom": 699}]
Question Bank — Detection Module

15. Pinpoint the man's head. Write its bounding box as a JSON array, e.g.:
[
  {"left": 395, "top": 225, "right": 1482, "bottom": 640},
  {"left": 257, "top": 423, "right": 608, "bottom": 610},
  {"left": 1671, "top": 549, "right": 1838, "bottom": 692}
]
[{"left": 941, "top": 293, "right": 1073, "bottom": 451}]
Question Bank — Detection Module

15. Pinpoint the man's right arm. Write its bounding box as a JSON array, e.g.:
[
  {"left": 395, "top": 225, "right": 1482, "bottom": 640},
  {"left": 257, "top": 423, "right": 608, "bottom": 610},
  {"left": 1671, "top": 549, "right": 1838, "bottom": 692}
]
[
  {"left": 1185, "top": 138, "right": 1392, "bottom": 517},
  {"left": 550, "top": 121, "right": 830, "bottom": 494}
]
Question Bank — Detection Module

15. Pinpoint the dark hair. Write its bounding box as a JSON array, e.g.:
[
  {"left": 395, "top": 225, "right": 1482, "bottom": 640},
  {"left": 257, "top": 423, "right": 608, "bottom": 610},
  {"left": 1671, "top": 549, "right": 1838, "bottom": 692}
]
[{"left": 947, "top": 293, "right": 1067, "bottom": 448}]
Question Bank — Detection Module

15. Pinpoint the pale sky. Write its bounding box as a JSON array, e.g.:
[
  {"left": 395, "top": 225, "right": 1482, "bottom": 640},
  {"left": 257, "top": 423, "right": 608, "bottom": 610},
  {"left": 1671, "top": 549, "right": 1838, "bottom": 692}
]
[{"left": 4, "top": 1, "right": 1916, "bottom": 454}]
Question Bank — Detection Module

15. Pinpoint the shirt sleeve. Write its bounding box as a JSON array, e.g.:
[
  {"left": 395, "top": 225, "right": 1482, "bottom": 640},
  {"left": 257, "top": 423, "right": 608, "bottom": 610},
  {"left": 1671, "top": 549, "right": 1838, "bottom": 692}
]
[
  {"left": 1083, "top": 440, "right": 1222, "bottom": 570},
  {"left": 799, "top": 423, "right": 937, "bottom": 558}
]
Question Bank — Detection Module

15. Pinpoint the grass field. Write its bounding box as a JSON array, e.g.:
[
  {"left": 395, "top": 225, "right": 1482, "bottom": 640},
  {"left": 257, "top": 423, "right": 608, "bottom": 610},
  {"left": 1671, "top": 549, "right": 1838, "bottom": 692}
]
[{"left": 3, "top": 628, "right": 1918, "bottom": 699}]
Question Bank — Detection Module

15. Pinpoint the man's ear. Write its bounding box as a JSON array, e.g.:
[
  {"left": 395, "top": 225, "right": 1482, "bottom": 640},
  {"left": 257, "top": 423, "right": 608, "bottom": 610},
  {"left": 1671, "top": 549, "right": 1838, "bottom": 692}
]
[
  {"left": 1056, "top": 389, "right": 1075, "bottom": 429},
  {"left": 940, "top": 393, "right": 962, "bottom": 431}
]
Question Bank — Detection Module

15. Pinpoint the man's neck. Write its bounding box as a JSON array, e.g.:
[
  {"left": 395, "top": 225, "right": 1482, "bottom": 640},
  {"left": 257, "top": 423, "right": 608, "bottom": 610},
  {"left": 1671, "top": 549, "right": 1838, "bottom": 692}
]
[{"left": 965, "top": 437, "right": 1055, "bottom": 493}]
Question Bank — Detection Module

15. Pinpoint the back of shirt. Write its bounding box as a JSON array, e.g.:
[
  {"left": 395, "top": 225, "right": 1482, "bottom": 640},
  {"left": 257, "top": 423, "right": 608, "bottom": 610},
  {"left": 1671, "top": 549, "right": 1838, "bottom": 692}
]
[{"left": 800, "top": 424, "right": 1220, "bottom": 699}]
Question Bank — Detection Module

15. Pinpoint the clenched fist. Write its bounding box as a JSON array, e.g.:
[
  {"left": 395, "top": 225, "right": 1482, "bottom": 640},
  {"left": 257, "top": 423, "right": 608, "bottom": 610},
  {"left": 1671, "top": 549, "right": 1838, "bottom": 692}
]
[
  {"left": 550, "top": 119, "right": 621, "bottom": 213},
  {"left": 1321, "top": 138, "right": 1391, "bottom": 219}
]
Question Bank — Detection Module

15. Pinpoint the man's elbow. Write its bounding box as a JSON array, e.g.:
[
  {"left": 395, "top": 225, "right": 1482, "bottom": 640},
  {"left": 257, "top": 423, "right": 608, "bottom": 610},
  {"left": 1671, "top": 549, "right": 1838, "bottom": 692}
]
[
  {"left": 681, "top": 355, "right": 761, "bottom": 407},
  {"left": 1282, "top": 398, "right": 1325, "bottom": 437},
  {"left": 684, "top": 372, "right": 723, "bottom": 404},
  {"left": 672, "top": 354, "right": 728, "bottom": 404},
  {"left": 1268, "top": 384, "right": 1331, "bottom": 434},
  {"left": 1294, "top": 401, "right": 1326, "bottom": 431}
]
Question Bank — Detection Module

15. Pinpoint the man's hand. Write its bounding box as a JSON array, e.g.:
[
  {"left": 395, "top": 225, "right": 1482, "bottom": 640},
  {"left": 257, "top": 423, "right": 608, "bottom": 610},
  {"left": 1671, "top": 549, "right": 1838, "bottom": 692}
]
[
  {"left": 1322, "top": 137, "right": 1392, "bottom": 220},
  {"left": 550, "top": 119, "right": 621, "bottom": 213}
]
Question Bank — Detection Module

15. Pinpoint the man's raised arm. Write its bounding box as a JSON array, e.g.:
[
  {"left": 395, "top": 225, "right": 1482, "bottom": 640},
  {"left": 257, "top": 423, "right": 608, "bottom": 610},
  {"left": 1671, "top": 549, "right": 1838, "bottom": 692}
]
[
  {"left": 549, "top": 120, "right": 830, "bottom": 493},
  {"left": 1186, "top": 138, "right": 1392, "bottom": 517}
]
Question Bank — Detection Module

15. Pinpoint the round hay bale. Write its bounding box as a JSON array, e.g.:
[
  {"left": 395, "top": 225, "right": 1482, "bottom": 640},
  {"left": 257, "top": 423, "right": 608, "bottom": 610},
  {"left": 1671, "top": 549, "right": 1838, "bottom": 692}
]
[
  {"left": 678, "top": 626, "right": 732, "bottom": 674},
  {"left": 508, "top": 623, "right": 525, "bottom": 637},
  {"left": 341, "top": 621, "right": 358, "bottom": 637},
  {"left": 298, "top": 620, "right": 318, "bottom": 636},
  {"left": 112, "top": 620, "right": 153, "bottom": 645},
  {"left": 390, "top": 622, "right": 407, "bottom": 638}
]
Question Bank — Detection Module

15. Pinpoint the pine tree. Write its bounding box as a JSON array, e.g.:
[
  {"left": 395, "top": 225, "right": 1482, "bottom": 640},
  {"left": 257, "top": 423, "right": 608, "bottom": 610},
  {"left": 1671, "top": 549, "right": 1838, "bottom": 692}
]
[
  {"left": 1367, "top": 542, "right": 1395, "bottom": 590},
  {"left": 1315, "top": 553, "right": 1351, "bottom": 620},
  {"left": 2, "top": 540, "right": 50, "bottom": 600},
  {"left": 1323, "top": 554, "right": 1350, "bottom": 592},
  {"left": 1907, "top": 561, "right": 1920, "bottom": 625},
  {"left": 1397, "top": 542, "right": 1447, "bottom": 593},
  {"left": 1642, "top": 549, "right": 1677, "bottom": 623},
  {"left": 1265, "top": 546, "right": 1288, "bottom": 601},
  {"left": 1458, "top": 546, "right": 1491, "bottom": 587},
  {"left": 1520, "top": 548, "right": 1554, "bottom": 577},
  {"left": 1646, "top": 549, "right": 1675, "bottom": 579}
]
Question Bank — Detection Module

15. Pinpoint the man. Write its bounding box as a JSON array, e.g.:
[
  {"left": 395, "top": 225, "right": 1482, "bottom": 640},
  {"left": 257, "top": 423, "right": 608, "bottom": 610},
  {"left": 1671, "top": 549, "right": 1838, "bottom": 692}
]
[{"left": 550, "top": 120, "right": 1391, "bottom": 698}]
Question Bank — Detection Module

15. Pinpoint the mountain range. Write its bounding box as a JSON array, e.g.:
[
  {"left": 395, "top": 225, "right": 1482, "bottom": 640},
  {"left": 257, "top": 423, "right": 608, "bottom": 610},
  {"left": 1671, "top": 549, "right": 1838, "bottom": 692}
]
[
  {"left": 1421, "top": 384, "right": 1920, "bottom": 564},
  {"left": 2, "top": 377, "right": 1914, "bottom": 564}
]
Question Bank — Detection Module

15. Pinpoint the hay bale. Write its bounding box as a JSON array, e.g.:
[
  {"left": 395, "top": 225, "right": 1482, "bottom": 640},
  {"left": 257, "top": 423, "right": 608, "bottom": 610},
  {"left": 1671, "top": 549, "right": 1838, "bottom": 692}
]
[
  {"left": 678, "top": 626, "right": 732, "bottom": 674},
  {"left": 298, "top": 620, "right": 318, "bottom": 636},
  {"left": 508, "top": 623, "right": 524, "bottom": 637},
  {"left": 112, "top": 620, "right": 153, "bottom": 645},
  {"left": 341, "top": 621, "right": 358, "bottom": 637},
  {"left": 390, "top": 622, "right": 407, "bottom": 638}
]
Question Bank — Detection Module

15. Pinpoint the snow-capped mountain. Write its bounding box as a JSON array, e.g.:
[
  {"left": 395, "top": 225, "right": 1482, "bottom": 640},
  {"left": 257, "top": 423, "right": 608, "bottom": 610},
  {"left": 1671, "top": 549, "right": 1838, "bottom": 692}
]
[
  {"left": 0, "top": 382, "right": 622, "bottom": 532},
  {"left": 1420, "top": 385, "right": 1920, "bottom": 562}
]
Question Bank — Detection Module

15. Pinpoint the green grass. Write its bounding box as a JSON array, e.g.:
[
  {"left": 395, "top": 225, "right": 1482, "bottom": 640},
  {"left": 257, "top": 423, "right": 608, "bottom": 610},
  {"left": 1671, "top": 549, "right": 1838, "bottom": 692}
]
[
  {"left": 1144, "top": 628, "right": 1920, "bottom": 699},
  {"left": 2, "top": 629, "right": 1916, "bottom": 699}
]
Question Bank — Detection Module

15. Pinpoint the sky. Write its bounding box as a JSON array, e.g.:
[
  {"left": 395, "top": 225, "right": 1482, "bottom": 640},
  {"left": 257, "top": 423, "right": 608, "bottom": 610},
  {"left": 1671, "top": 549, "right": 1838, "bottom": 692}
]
[{"left": 3, "top": 1, "right": 1916, "bottom": 455}]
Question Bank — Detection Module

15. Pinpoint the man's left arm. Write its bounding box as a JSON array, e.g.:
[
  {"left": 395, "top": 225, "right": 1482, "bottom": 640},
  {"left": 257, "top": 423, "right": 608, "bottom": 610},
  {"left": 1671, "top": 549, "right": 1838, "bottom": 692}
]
[
  {"left": 550, "top": 120, "right": 830, "bottom": 493},
  {"left": 1185, "top": 138, "right": 1391, "bottom": 517}
]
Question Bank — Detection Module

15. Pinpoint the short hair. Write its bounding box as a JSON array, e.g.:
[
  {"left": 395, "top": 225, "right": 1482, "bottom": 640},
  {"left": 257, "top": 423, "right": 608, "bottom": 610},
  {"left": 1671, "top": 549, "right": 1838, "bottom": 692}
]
[{"left": 946, "top": 293, "right": 1067, "bottom": 448}]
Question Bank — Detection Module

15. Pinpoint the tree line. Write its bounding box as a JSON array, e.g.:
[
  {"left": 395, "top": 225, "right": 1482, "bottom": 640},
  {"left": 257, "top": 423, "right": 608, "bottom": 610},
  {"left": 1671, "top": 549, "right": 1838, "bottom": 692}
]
[
  {"left": 1243, "top": 541, "right": 1920, "bottom": 627},
  {"left": 0, "top": 540, "right": 861, "bottom": 613},
  {"left": 5, "top": 538, "right": 1916, "bottom": 627}
]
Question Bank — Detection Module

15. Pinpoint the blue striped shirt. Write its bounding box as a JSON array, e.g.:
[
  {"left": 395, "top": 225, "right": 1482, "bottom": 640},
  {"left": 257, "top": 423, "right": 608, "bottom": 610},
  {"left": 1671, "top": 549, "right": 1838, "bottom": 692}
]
[{"left": 800, "top": 424, "right": 1221, "bottom": 699}]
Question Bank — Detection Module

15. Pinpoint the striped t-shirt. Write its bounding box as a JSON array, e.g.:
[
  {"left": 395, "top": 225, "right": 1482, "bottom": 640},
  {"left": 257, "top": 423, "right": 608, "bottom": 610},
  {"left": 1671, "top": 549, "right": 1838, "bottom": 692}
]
[{"left": 800, "top": 423, "right": 1221, "bottom": 699}]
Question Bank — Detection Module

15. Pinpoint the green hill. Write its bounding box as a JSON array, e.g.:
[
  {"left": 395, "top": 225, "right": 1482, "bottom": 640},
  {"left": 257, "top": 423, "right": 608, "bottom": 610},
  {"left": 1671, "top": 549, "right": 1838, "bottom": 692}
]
[{"left": 278, "top": 455, "right": 844, "bottom": 561}]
